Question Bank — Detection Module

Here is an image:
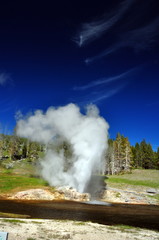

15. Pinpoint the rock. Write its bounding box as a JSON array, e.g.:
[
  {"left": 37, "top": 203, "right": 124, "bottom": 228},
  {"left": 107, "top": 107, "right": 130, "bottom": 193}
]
[
  {"left": 104, "top": 189, "right": 124, "bottom": 203},
  {"left": 103, "top": 187, "right": 159, "bottom": 205},
  {"left": 8, "top": 187, "right": 90, "bottom": 201},
  {"left": 57, "top": 186, "right": 90, "bottom": 201},
  {"left": 9, "top": 189, "right": 56, "bottom": 200},
  {"left": 146, "top": 188, "right": 157, "bottom": 194}
]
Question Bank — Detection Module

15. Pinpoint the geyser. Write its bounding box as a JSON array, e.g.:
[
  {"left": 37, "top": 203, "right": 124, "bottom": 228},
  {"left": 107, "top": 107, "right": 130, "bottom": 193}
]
[{"left": 16, "top": 103, "right": 109, "bottom": 193}]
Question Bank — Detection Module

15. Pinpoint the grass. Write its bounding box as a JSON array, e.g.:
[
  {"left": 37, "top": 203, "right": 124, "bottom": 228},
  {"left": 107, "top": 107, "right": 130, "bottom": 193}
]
[
  {"left": 0, "top": 212, "right": 30, "bottom": 218},
  {"left": 0, "top": 166, "right": 158, "bottom": 196},
  {"left": 27, "top": 238, "right": 37, "bottom": 240},
  {"left": 2, "top": 219, "right": 26, "bottom": 224},
  {"left": 73, "top": 221, "right": 86, "bottom": 225},
  {"left": 107, "top": 169, "right": 159, "bottom": 189},
  {"left": 115, "top": 192, "right": 121, "bottom": 198},
  {"left": 0, "top": 172, "right": 48, "bottom": 193},
  {"left": 108, "top": 224, "right": 141, "bottom": 233},
  {"left": 31, "top": 221, "right": 43, "bottom": 224},
  {"left": 0, "top": 159, "right": 36, "bottom": 176},
  {"left": 0, "top": 159, "right": 52, "bottom": 193},
  {"left": 149, "top": 194, "right": 159, "bottom": 201},
  {"left": 107, "top": 178, "right": 159, "bottom": 188},
  {"left": 2, "top": 169, "right": 13, "bottom": 174}
]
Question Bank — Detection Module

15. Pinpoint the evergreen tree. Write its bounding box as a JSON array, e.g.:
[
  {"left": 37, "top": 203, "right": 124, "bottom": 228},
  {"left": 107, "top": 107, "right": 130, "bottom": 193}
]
[
  {"left": 114, "top": 133, "right": 122, "bottom": 172},
  {"left": 105, "top": 133, "right": 132, "bottom": 174},
  {"left": 132, "top": 143, "right": 141, "bottom": 168},
  {"left": 154, "top": 147, "right": 159, "bottom": 169},
  {"left": 105, "top": 139, "right": 115, "bottom": 174},
  {"left": 121, "top": 137, "right": 132, "bottom": 171},
  {"left": 140, "top": 140, "right": 154, "bottom": 169}
]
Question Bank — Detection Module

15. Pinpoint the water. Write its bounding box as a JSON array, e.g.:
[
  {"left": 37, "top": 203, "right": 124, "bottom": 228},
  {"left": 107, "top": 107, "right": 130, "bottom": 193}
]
[
  {"left": 83, "top": 200, "right": 111, "bottom": 206},
  {"left": 0, "top": 199, "right": 159, "bottom": 231}
]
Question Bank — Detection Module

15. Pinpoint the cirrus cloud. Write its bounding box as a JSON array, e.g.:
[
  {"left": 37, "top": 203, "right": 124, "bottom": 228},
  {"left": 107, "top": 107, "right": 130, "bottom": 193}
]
[{"left": 0, "top": 73, "right": 10, "bottom": 86}]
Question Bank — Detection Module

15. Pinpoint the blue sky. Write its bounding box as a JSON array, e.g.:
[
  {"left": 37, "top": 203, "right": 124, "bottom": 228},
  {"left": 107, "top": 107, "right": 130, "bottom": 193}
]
[{"left": 0, "top": 0, "right": 159, "bottom": 150}]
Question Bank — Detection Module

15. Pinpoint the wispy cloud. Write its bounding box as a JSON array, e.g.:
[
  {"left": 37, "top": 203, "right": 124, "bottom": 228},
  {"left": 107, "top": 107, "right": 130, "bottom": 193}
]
[
  {"left": 92, "top": 87, "right": 124, "bottom": 103},
  {"left": 85, "top": 17, "right": 159, "bottom": 63},
  {"left": 74, "top": 69, "right": 134, "bottom": 91},
  {"left": 0, "top": 102, "right": 15, "bottom": 113},
  {"left": 122, "top": 18, "right": 159, "bottom": 51},
  {"left": 79, "top": 85, "right": 126, "bottom": 105},
  {"left": 0, "top": 95, "right": 17, "bottom": 114},
  {"left": 74, "top": 0, "right": 159, "bottom": 64},
  {"left": 74, "top": 0, "right": 134, "bottom": 47},
  {"left": 0, "top": 73, "right": 10, "bottom": 86},
  {"left": 73, "top": 67, "right": 137, "bottom": 104}
]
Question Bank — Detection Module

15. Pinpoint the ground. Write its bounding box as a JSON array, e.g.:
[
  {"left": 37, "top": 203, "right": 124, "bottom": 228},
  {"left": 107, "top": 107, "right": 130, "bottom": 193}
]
[
  {"left": 0, "top": 168, "right": 159, "bottom": 239},
  {"left": 0, "top": 218, "right": 159, "bottom": 240}
]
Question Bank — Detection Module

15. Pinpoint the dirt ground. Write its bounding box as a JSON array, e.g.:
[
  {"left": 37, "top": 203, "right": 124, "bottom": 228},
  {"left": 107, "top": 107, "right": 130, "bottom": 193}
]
[{"left": 0, "top": 218, "right": 159, "bottom": 240}]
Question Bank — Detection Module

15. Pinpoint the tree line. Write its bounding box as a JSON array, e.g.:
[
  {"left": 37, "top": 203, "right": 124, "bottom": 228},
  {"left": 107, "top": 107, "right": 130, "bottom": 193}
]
[
  {"left": 0, "top": 133, "right": 159, "bottom": 173},
  {"left": 0, "top": 134, "right": 44, "bottom": 164},
  {"left": 105, "top": 133, "right": 159, "bottom": 174}
]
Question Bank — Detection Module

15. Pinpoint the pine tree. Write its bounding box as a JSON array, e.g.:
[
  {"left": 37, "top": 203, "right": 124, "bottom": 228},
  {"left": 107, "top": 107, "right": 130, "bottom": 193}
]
[
  {"left": 114, "top": 133, "right": 122, "bottom": 173},
  {"left": 154, "top": 147, "right": 159, "bottom": 169},
  {"left": 121, "top": 137, "right": 132, "bottom": 171},
  {"left": 132, "top": 143, "right": 141, "bottom": 168},
  {"left": 105, "top": 133, "right": 132, "bottom": 174},
  {"left": 105, "top": 139, "right": 115, "bottom": 174},
  {"left": 140, "top": 140, "right": 154, "bottom": 169}
]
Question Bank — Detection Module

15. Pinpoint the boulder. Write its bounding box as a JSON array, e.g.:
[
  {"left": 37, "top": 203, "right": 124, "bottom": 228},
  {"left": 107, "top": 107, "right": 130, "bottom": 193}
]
[
  {"left": 146, "top": 188, "right": 157, "bottom": 194},
  {"left": 57, "top": 186, "right": 90, "bottom": 201}
]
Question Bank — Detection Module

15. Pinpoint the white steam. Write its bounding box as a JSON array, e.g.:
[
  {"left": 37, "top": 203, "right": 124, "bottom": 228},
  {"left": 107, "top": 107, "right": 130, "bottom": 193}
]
[{"left": 16, "top": 104, "right": 109, "bottom": 193}]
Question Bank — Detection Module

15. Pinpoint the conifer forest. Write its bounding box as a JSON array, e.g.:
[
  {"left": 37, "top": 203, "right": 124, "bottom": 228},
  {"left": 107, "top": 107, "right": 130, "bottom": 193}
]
[{"left": 0, "top": 133, "right": 159, "bottom": 175}]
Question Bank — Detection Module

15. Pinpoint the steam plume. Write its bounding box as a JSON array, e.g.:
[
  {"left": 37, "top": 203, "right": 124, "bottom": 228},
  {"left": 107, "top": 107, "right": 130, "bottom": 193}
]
[{"left": 16, "top": 104, "right": 109, "bottom": 193}]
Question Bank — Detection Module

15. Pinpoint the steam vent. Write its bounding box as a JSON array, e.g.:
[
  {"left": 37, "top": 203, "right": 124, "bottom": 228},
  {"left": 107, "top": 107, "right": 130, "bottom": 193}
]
[{"left": 84, "top": 175, "right": 108, "bottom": 199}]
